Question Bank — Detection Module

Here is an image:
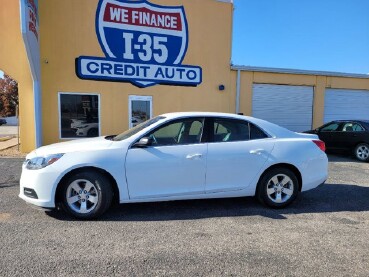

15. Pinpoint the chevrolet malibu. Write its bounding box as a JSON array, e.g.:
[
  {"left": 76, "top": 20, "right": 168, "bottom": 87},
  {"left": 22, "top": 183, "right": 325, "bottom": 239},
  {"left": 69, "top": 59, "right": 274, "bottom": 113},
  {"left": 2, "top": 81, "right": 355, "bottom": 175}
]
[{"left": 20, "top": 112, "right": 328, "bottom": 219}]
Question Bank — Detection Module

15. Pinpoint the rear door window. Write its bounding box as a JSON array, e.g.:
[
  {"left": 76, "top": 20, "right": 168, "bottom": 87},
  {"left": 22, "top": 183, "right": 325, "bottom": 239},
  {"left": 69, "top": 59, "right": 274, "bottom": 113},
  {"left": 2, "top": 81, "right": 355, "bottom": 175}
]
[
  {"left": 250, "top": 123, "right": 269, "bottom": 140},
  {"left": 212, "top": 118, "right": 250, "bottom": 142}
]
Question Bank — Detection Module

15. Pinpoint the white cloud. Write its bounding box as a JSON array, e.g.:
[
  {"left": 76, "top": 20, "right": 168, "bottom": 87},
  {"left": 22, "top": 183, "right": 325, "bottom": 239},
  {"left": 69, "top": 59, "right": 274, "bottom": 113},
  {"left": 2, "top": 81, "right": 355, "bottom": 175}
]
[{"left": 0, "top": 70, "right": 4, "bottom": 79}]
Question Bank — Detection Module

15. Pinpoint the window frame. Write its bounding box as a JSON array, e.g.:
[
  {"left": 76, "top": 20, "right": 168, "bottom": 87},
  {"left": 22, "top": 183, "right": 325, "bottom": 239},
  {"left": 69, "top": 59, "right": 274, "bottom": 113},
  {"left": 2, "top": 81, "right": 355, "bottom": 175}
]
[
  {"left": 132, "top": 116, "right": 271, "bottom": 148},
  {"left": 58, "top": 92, "right": 101, "bottom": 140},
  {"left": 128, "top": 95, "right": 153, "bottom": 129}
]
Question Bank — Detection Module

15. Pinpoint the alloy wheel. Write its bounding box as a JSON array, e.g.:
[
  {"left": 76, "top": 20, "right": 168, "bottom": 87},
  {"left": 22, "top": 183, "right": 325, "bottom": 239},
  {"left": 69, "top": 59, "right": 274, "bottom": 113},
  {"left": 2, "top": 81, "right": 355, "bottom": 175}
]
[
  {"left": 66, "top": 179, "right": 99, "bottom": 214},
  {"left": 266, "top": 174, "right": 294, "bottom": 204},
  {"left": 356, "top": 144, "right": 369, "bottom": 161}
]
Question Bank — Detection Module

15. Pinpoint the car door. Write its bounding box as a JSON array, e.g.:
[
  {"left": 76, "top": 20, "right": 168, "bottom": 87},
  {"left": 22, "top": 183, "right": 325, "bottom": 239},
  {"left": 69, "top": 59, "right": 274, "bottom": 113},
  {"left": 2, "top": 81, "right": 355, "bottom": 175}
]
[
  {"left": 317, "top": 122, "right": 343, "bottom": 150},
  {"left": 205, "top": 118, "right": 275, "bottom": 193},
  {"left": 125, "top": 117, "right": 207, "bottom": 199},
  {"left": 338, "top": 122, "right": 366, "bottom": 150}
]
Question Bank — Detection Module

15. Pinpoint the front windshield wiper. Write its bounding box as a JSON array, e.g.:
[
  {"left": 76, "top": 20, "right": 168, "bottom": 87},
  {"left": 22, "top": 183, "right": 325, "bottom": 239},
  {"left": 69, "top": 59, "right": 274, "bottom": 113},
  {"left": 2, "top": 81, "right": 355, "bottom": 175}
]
[{"left": 105, "top": 135, "right": 117, "bottom": 141}]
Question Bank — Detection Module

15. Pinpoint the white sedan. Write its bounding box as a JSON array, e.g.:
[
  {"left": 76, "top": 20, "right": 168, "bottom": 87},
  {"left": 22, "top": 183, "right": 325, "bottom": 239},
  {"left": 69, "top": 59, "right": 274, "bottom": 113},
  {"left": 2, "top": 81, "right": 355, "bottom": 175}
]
[{"left": 19, "top": 112, "right": 328, "bottom": 219}]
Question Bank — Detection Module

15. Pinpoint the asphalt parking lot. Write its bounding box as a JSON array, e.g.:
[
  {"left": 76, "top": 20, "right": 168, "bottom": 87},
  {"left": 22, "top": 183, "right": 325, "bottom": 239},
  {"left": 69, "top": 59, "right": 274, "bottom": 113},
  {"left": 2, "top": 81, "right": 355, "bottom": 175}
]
[{"left": 0, "top": 155, "right": 368, "bottom": 276}]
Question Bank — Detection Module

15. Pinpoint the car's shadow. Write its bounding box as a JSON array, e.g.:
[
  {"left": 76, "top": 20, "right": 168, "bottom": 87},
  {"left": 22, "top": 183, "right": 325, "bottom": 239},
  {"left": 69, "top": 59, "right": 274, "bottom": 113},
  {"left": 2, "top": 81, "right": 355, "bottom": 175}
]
[
  {"left": 47, "top": 183, "right": 369, "bottom": 221},
  {"left": 327, "top": 153, "right": 361, "bottom": 163}
]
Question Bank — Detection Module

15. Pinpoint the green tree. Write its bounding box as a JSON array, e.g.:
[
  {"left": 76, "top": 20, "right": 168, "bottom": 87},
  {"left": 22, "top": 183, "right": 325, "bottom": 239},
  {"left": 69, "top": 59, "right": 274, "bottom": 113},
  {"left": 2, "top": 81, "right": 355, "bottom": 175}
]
[{"left": 0, "top": 73, "right": 18, "bottom": 117}]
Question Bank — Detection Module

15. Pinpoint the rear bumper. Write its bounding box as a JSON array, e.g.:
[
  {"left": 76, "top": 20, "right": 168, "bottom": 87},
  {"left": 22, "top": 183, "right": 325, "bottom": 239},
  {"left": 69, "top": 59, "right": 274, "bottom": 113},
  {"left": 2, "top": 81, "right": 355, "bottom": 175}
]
[{"left": 301, "top": 154, "right": 329, "bottom": 192}]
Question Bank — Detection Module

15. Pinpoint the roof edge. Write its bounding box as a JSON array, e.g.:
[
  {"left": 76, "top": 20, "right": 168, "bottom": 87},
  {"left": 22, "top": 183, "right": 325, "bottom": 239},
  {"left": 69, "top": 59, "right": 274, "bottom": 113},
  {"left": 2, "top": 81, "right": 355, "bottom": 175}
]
[{"left": 231, "top": 65, "right": 369, "bottom": 79}]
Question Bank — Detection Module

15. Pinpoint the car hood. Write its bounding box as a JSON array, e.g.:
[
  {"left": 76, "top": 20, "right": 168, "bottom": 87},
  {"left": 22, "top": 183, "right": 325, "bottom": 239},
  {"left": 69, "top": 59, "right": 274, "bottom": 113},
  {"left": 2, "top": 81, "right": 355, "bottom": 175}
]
[{"left": 27, "top": 136, "right": 116, "bottom": 158}]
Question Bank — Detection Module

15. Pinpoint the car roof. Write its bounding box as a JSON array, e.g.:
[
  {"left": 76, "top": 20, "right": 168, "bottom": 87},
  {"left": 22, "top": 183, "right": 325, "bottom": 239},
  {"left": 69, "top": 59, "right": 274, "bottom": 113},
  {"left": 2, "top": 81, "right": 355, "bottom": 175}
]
[
  {"left": 161, "top": 111, "right": 249, "bottom": 120},
  {"left": 330, "top": 119, "right": 369, "bottom": 124},
  {"left": 159, "top": 112, "right": 300, "bottom": 138}
]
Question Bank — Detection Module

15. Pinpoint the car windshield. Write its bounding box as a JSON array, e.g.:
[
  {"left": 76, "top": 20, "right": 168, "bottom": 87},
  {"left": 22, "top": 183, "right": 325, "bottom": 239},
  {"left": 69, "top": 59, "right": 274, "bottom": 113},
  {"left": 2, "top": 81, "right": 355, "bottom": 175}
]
[{"left": 112, "top": 116, "right": 166, "bottom": 141}]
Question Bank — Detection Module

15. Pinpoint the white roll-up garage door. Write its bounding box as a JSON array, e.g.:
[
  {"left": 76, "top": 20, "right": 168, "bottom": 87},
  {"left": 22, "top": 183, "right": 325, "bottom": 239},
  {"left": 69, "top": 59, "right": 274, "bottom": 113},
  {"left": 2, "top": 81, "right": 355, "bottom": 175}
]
[
  {"left": 324, "top": 88, "right": 369, "bottom": 123},
  {"left": 252, "top": 84, "right": 314, "bottom": 132}
]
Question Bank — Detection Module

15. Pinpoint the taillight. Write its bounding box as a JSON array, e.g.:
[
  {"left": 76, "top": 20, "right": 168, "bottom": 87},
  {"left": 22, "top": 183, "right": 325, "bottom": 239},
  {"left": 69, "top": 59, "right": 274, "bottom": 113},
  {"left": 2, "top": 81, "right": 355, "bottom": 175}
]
[{"left": 313, "top": 140, "right": 326, "bottom": 152}]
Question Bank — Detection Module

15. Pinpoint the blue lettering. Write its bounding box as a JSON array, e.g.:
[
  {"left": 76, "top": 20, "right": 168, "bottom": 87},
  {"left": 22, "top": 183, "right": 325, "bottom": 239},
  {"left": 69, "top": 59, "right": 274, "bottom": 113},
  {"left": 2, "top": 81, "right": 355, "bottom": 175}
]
[
  {"left": 141, "top": 66, "right": 150, "bottom": 77},
  {"left": 177, "top": 68, "right": 186, "bottom": 79},
  {"left": 87, "top": 62, "right": 99, "bottom": 74},
  {"left": 165, "top": 68, "right": 175, "bottom": 78},
  {"left": 155, "top": 67, "right": 165, "bottom": 78},
  {"left": 114, "top": 64, "right": 124, "bottom": 75},
  {"left": 101, "top": 63, "right": 113, "bottom": 75},
  {"left": 124, "top": 65, "right": 135, "bottom": 76},
  {"left": 186, "top": 70, "right": 197, "bottom": 80}
]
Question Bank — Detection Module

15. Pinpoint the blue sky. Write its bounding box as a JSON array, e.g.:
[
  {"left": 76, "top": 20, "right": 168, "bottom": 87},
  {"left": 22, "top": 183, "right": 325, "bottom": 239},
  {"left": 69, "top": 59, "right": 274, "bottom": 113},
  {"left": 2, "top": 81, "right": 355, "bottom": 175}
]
[{"left": 232, "top": 0, "right": 369, "bottom": 74}]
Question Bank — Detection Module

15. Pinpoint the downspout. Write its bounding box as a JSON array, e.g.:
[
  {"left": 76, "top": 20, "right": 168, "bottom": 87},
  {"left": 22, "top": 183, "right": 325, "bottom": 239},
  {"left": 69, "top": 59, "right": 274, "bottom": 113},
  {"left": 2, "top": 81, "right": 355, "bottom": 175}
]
[
  {"left": 33, "top": 80, "right": 42, "bottom": 147},
  {"left": 236, "top": 69, "right": 241, "bottom": 114}
]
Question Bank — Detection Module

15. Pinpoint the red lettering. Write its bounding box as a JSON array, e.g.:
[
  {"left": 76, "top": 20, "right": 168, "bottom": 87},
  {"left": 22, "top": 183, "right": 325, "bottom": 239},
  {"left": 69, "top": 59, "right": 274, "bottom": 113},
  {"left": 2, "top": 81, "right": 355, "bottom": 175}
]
[
  {"left": 103, "top": 4, "right": 182, "bottom": 31},
  {"left": 28, "top": 22, "right": 38, "bottom": 40},
  {"left": 29, "top": 10, "right": 36, "bottom": 24},
  {"left": 28, "top": 0, "right": 38, "bottom": 16}
]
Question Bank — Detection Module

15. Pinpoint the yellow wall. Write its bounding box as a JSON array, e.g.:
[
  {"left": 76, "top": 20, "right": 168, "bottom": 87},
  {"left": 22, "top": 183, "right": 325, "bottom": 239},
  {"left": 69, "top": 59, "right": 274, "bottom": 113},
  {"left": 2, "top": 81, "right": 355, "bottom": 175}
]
[
  {"left": 0, "top": 0, "right": 36, "bottom": 152},
  {"left": 233, "top": 70, "right": 369, "bottom": 128},
  {"left": 39, "top": 0, "right": 234, "bottom": 145},
  {"left": 5, "top": 0, "right": 369, "bottom": 150}
]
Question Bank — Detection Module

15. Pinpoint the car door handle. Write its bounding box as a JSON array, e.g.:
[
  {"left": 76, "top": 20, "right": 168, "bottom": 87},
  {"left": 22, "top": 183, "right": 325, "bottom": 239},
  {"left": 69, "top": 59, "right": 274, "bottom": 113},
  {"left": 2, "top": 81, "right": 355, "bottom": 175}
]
[
  {"left": 250, "top": 149, "right": 265, "bottom": 155},
  {"left": 186, "top": 154, "right": 203, "bottom": 160}
]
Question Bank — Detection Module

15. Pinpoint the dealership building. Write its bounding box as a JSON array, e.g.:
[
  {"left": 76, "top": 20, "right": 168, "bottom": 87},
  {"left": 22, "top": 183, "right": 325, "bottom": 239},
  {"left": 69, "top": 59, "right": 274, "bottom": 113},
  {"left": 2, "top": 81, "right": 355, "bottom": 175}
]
[{"left": 1, "top": 0, "right": 369, "bottom": 152}]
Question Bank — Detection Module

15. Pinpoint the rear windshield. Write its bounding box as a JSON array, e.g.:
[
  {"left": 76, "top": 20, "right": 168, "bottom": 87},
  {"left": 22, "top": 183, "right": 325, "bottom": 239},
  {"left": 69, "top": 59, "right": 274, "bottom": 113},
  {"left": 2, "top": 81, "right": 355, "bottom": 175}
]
[{"left": 113, "top": 116, "right": 166, "bottom": 141}]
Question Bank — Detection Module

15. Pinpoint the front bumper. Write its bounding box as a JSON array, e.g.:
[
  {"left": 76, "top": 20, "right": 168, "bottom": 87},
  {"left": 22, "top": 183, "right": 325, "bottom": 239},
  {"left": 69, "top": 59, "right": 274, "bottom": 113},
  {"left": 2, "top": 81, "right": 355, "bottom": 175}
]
[{"left": 19, "top": 166, "right": 60, "bottom": 209}]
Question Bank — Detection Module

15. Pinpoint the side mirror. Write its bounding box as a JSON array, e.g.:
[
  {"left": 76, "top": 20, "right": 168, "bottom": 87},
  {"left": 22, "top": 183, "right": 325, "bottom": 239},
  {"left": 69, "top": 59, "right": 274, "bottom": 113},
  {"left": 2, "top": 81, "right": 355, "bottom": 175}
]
[{"left": 133, "top": 137, "right": 153, "bottom": 148}]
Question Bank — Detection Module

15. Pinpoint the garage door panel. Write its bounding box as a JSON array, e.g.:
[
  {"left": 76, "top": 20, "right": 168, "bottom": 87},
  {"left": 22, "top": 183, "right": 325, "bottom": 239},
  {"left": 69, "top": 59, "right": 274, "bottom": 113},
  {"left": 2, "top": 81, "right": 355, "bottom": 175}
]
[
  {"left": 252, "top": 84, "right": 314, "bottom": 132},
  {"left": 324, "top": 89, "right": 369, "bottom": 123}
]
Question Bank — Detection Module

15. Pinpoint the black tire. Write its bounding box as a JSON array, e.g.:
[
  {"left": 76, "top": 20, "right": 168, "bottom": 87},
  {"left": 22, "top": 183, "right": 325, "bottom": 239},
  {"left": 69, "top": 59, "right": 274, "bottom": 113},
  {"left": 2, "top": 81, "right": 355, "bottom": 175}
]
[
  {"left": 87, "top": 128, "right": 98, "bottom": 137},
  {"left": 354, "top": 143, "right": 369, "bottom": 162},
  {"left": 60, "top": 170, "right": 113, "bottom": 219},
  {"left": 257, "top": 167, "right": 299, "bottom": 209}
]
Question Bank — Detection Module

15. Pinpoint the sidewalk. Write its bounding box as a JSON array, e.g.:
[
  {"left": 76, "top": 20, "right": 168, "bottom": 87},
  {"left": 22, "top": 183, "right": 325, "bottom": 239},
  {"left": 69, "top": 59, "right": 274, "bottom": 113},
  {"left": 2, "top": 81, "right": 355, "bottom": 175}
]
[{"left": 0, "top": 137, "right": 19, "bottom": 151}]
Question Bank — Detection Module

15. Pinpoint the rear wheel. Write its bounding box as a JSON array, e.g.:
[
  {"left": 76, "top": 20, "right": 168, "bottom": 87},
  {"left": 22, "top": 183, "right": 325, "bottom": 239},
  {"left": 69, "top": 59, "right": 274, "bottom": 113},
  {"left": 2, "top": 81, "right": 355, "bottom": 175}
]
[
  {"left": 354, "top": 143, "right": 369, "bottom": 162},
  {"left": 60, "top": 171, "right": 113, "bottom": 219},
  {"left": 257, "top": 168, "right": 299, "bottom": 208}
]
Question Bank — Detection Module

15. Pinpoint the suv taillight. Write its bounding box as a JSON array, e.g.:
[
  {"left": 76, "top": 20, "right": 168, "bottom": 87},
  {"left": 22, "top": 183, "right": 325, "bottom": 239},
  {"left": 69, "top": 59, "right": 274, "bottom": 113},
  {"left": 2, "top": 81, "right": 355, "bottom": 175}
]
[{"left": 313, "top": 140, "right": 326, "bottom": 152}]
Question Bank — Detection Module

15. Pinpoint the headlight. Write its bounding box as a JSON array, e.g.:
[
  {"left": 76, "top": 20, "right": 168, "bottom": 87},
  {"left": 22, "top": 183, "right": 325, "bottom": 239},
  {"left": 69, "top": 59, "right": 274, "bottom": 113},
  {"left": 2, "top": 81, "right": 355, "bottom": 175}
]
[{"left": 24, "top": 153, "right": 64, "bottom": 170}]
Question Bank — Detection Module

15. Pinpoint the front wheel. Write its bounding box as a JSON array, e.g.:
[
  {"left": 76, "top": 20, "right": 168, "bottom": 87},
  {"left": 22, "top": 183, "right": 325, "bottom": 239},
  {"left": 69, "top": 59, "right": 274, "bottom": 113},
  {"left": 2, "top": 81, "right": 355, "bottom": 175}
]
[
  {"left": 60, "top": 171, "right": 113, "bottom": 219},
  {"left": 257, "top": 168, "right": 299, "bottom": 208},
  {"left": 354, "top": 143, "right": 369, "bottom": 162}
]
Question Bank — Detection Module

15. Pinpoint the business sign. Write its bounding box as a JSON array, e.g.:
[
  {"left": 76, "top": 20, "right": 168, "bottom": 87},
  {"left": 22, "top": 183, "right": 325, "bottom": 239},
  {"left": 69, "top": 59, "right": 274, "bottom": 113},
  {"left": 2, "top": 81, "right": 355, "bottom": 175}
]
[
  {"left": 76, "top": 0, "right": 202, "bottom": 88},
  {"left": 20, "top": 0, "right": 40, "bottom": 81},
  {"left": 20, "top": 0, "right": 43, "bottom": 147}
]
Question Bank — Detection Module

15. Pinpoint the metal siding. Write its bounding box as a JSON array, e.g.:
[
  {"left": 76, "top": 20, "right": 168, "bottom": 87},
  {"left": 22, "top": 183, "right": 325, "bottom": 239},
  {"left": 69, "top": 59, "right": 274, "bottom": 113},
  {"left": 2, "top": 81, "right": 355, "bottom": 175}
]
[
  {"left": 324, "top": 89, "right": 369, "bottom": 123},
  {"left": 252, "top": 84, "right": 314, "bottom": 132}
]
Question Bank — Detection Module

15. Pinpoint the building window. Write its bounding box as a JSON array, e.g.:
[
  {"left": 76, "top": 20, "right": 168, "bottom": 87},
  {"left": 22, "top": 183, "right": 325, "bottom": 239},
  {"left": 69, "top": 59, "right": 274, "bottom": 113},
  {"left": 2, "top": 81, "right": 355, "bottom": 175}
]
[
  {"left": 59, "top": 93, "right": 100, "bottom": 139},
  {"left": 129, "top": 95, "right": 152, "bottom": 128}
]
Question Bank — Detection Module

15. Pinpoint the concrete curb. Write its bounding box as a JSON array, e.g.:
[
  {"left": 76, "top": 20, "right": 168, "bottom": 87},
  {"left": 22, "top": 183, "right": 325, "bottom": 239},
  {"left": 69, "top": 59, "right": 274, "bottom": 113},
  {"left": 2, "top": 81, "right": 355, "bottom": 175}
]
[
  {"left": 0, "top": 138, "right": 19, "bottom": 151},
  {"left": 0, "top": 136, "right": 14, "bottom": 142}
]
